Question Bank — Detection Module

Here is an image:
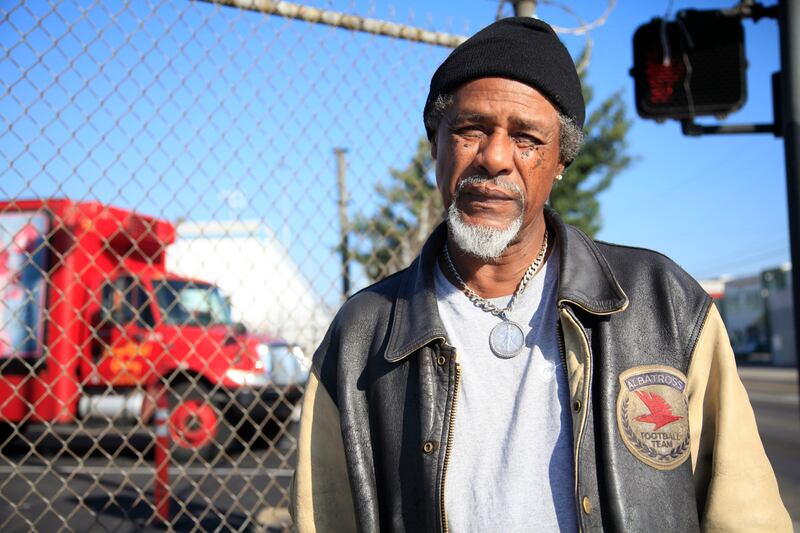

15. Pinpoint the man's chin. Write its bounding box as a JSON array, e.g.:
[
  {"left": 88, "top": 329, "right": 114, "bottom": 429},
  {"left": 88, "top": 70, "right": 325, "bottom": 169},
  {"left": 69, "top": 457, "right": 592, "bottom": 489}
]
[
  {"left": 447, "top": 204, "right": 523, "bottom": 261},
  {"left": 455, "top": 203, "right": 522, "bottom": 229},
  {"left": 449, "top": 205, "right": 523, "bottom": 237},
  {"left": 456, "top": 216, "right": 517, "bottom": 233}
]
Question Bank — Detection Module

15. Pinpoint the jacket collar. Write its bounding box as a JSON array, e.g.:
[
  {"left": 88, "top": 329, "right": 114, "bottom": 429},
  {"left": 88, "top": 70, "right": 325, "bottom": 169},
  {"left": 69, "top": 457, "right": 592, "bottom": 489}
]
[
  {"left": 383, "top": 221, "right": 450, "bottom": 363},
  {"left": 547, "top": 205, "right": 629, "bottom": 315},
  {"left": 383, "top": 206, "right": 628, "bottom": 362}
]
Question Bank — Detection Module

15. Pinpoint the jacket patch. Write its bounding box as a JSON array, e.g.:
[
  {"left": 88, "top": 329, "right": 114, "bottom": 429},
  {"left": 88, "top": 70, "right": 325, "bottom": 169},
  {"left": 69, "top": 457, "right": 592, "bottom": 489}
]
[{"left": 616, "top": 365, "right": 690, "bottom": 470}]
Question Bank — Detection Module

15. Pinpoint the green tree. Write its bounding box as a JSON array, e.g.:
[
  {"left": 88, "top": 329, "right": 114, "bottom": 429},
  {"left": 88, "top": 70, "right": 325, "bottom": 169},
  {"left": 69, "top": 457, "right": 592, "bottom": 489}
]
[
  {"left": 550, "top": 83, "right": 632, "bottom": 237},
  {"left": 353, "top": 138, "right": 441, "bottom": 282},
  {"left": 354, "top": 80, "right": 632, "bottom": 282}
]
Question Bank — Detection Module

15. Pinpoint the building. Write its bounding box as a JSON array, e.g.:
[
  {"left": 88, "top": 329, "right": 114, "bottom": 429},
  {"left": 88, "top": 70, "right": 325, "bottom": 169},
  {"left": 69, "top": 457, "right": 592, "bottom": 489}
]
[
  {"left": 707, "top": 263, "right": 796, "bottom": 367},
  {"left": 166, "top": 220, "right": 332, "bottom": 354},
  {"left": 719, "top": 275, "right": 770, "bottom": 362},
  {"left": 698, "top": 278, "right": 725, "bottom": 301},
  {"left": 760, "top": 264, "right": 796, "bottom": 367}
]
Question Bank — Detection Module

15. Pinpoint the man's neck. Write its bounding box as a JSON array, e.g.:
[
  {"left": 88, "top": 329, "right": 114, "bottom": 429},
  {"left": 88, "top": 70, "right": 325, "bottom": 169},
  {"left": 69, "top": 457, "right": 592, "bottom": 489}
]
[{"left": 439, "top": 221, "right": 552, "bottom": 299}]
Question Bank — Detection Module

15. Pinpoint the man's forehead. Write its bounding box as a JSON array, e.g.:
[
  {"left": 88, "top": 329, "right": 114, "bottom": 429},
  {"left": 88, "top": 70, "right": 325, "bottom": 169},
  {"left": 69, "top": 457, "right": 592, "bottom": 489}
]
[
  {"left": 447, "top": 109, "right": 555, "bottom": 132},
  {"left": 447, "top": 78, "right": 560, "bottom": 129}
]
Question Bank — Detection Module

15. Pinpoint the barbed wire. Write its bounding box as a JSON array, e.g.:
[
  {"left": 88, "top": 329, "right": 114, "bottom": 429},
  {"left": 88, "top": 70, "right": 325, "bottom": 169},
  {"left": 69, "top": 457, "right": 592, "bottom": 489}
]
[
  {"left": 206, "top": 0, "right": 617, "bottom": 74},
  {"left": 539, "top": 0, "right": 617, "bottom": 73},
  {"left": 202, "top": 0, "right": 468, "bottom": 47},
  {"left": 545, "top": 0, "right": 617, "bottom": 35},
  {"left": 492, "top": 0, "right": 619, "bottom": 72}
]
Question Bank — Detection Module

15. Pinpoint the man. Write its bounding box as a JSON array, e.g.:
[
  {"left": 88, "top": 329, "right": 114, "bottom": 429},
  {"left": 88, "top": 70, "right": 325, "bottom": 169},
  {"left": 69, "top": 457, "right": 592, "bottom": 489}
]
[{"left": 291, "top": 17, "right": 791, "bottom": 532}]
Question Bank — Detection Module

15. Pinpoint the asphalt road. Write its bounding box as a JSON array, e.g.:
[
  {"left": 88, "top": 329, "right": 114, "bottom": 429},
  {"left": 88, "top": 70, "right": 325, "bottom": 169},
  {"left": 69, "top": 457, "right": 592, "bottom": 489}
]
[
  {"left": 738, "top": 367, "right": 800, "bottom": 530},
  {"left": 0, "top": 368, "right": 797, "bottom": 532},
  {"left": 0, "top": 426, "right": 298, "bottom": 532}
]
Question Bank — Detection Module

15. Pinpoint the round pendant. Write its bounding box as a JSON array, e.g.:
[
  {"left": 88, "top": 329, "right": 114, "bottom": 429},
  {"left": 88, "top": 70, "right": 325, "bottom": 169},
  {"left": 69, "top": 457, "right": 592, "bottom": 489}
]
[{"left": 489, "top": 320, "right": 525, "bottom": 359}]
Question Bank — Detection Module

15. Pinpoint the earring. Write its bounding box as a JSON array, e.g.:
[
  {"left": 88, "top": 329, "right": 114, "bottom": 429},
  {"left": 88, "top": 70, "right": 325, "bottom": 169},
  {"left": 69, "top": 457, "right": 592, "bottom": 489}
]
[{"left": 555, "top": 174, "right": 563, "bottom": 181}]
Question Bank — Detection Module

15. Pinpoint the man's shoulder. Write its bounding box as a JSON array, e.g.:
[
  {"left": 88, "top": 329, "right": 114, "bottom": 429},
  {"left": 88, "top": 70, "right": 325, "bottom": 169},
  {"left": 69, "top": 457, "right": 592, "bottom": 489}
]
[
  {"left": 331, "top": 267, "right": 408, "bottom": 328},
  {"left": 590, "top": 237, "right": 707, "bottom": 299},
  {"left": 312, "top": 268, "right": 409, "bottom": 385},
  {"left": 593, "top": 238, "right": 686, "bottom": 270},
  {"left": 588, "top": 237, "right": 713, "bottom": 362}
]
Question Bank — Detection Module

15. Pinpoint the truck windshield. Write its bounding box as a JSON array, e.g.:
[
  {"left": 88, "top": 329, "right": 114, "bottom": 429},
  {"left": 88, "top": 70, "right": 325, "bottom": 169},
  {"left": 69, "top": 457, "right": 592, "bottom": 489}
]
[
  {"left": 154, "top": 280, "right": 232, "bottom": 326},
  {"left": 1, "top": 212, "right": 49, "bottom": 360}
]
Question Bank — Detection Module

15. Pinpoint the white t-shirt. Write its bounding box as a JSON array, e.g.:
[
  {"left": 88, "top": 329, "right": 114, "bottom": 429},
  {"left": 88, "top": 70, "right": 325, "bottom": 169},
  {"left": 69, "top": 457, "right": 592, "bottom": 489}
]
[{"left": 434, "top": 248, "right": 578, "bottom": 532}]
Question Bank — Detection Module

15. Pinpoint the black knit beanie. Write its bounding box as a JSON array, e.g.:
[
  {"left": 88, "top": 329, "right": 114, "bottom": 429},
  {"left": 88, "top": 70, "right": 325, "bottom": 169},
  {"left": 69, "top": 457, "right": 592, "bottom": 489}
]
[{"left": 424, "top": 17, "right": 584, "bottom": 140}]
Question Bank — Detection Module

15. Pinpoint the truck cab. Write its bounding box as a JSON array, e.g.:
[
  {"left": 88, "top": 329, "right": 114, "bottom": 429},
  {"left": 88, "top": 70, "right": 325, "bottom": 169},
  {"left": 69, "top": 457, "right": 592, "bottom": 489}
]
[{"left": 0, "top": 199, "right": 308, "bottom": 461}]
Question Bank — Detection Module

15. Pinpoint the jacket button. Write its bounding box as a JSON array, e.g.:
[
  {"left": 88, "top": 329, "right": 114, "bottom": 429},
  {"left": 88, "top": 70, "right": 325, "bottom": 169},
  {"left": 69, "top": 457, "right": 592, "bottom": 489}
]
[
  {"left": 573, "top": 400, "right": 582, "bottom": 412},
  {"left": 582, "top": 496, "right": 592, "bottom": 515},
  {"left": 436, "top": 355, "right": 447, "bottom": 366},
  {"left": 422, "top": 441, "right": 437, "bottom": 454}
]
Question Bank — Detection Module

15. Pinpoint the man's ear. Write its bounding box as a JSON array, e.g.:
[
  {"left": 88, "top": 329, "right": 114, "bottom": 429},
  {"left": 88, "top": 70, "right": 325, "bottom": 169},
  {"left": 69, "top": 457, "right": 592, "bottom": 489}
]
[{"left": 429, "top": 136, "right": 437, "bottom": 161}]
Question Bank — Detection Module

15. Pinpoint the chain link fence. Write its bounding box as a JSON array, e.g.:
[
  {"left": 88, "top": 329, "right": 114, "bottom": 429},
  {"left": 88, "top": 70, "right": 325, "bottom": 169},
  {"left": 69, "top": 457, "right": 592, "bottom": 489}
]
[{"left": 0, "top": 1, "right": 463, "bottom": 529}]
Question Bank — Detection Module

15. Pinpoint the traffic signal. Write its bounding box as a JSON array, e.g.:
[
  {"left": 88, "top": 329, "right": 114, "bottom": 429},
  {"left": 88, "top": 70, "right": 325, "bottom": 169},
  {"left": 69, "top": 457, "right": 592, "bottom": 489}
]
[{"left": 631, "top": 10, "right": 747, "bottom": 120}]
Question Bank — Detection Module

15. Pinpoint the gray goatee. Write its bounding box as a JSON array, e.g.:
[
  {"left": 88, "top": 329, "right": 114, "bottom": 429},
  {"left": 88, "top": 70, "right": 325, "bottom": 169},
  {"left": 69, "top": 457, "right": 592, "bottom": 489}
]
[{"left": 447, "top": 176, "right": 524, "bottom": 261}]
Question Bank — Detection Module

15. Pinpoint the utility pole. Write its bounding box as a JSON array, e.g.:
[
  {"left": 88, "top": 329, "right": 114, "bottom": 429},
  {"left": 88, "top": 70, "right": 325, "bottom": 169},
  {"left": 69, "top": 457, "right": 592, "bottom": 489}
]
[
  {"left": 777, "top": 0, "right": 800, "bottom": 397},
  {"left": 512, "top": 0, "right": 537, "bottom": 17},
  {"left": 335, "top": 148, "right": 351, "bottom": 301}
]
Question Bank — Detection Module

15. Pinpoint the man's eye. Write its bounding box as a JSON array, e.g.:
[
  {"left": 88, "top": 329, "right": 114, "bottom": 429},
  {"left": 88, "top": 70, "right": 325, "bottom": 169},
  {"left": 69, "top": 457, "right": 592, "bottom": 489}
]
[
  {"left": 513, "top": 134, "right": 541, "bottom": 146},
  {"left": 451, "top": 126, "right": 482, "bottom": 138}
]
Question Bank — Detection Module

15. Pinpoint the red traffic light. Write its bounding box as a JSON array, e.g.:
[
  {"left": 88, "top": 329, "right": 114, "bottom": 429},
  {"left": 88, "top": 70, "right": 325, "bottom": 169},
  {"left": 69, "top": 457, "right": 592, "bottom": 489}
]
[
  {"left": 644, "top": 54, "right": 685, "bottom": 104},
  {"left": 631, "top": 10, "right": 747, "bottom": 120}
]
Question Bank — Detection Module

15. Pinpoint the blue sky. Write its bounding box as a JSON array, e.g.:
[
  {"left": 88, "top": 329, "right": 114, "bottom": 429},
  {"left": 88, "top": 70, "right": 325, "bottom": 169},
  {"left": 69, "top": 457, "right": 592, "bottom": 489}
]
[{"left": 0, "top": 0, "right": 788, "bottom": 307}]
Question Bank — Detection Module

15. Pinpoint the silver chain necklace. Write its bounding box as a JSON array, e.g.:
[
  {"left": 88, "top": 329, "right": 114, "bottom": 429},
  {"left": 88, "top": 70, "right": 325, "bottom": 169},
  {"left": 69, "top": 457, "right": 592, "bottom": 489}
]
[{"left": 442, "top": 229, "right": 549, "bottom": 359}]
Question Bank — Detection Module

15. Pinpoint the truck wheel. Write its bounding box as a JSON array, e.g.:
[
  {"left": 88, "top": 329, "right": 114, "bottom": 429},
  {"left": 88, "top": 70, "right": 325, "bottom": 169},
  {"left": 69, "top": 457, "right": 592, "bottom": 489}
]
[{"left": 167, "top": 381, "right": 232, "bottom": 463}]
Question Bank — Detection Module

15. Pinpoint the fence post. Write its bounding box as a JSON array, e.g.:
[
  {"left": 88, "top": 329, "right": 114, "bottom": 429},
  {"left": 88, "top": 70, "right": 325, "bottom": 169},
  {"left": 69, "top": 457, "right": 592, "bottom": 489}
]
[{"left": 153, "top": 385, "right": 170, "bottom": 524}]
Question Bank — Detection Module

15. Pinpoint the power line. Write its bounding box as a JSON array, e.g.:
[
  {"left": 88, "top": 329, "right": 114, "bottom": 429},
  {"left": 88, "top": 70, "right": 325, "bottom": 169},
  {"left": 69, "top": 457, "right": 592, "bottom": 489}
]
[
  {"left": 701, "top": 239, "right": 788, "bottom": 264},
  {"left": 695, "top": 244, "right": 789, "bottom": 278},
  {"left": 630, "top": 145, "right": 768, "bottom": 209}
]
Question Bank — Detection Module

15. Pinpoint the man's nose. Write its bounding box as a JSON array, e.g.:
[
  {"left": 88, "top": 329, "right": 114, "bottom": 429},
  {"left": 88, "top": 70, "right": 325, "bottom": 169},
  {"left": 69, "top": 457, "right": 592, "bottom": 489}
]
[{"left": 475, "top": 131, "right": 514, "bottom": 178}]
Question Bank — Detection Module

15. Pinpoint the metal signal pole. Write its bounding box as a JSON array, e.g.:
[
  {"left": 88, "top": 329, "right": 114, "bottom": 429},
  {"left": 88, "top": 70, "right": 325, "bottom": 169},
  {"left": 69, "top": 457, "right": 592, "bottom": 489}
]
[{"left": 777, "top": 0, "right": 800, "bottom": 394}]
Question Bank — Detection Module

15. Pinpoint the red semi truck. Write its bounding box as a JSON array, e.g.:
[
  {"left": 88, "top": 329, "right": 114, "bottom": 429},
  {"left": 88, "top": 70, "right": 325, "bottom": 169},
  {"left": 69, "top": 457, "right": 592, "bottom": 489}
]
[{"left": 0, "top": 199, "right": 307, "bottom": 461}]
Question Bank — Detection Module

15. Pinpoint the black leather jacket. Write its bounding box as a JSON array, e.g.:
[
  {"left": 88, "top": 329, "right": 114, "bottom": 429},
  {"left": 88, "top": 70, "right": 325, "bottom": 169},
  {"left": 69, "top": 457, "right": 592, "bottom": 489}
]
[{"left": 291, "top": 207, "right": 791, "bottom": 532}]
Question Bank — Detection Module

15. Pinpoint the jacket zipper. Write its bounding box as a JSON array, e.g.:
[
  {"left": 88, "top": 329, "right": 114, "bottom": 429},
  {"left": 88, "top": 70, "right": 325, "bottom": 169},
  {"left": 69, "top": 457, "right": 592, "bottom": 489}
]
[
  {"left": 557, "top": 319, "right": 567, "bottom": 370},
  {"left": 439, "top": 359, "right": 461, "bottom": 533},
  {"left": 559, "top": 304, "right": 592, "bottom": 533}
]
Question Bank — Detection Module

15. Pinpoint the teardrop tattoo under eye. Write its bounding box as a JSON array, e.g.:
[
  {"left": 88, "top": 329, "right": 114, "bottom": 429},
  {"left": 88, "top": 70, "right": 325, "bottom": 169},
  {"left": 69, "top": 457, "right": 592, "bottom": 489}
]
[{"left": 519, "top": 144, "right": 542, "bottom": 160}]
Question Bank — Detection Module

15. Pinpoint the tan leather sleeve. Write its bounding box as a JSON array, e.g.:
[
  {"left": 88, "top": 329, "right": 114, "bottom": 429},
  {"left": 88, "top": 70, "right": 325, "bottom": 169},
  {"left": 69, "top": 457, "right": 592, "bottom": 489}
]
[
  {"left": 290, "top": 372, "right": 357, "bottom": 533},
  {"left": 687, "top": 304, "right": 791, "bottom": 532}
]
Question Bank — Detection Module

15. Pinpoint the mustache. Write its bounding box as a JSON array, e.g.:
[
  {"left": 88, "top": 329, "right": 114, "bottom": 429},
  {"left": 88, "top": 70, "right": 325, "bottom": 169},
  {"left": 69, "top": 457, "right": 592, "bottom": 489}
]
[{"left": 455, "top": 175, "right": 524, "bottom": 205}]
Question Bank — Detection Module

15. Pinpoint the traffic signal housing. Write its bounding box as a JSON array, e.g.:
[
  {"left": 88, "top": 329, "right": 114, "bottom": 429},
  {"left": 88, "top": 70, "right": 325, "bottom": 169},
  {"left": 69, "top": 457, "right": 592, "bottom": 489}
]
[{"left": 631, "top": 10, "right": 747, "bottom": 120}]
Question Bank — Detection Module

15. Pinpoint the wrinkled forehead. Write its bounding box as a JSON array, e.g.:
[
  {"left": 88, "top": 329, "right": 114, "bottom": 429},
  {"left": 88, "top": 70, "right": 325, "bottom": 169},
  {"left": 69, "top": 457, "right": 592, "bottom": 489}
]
[{"left": 447, "top": 78, "right": 562, "bottom": 128}]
